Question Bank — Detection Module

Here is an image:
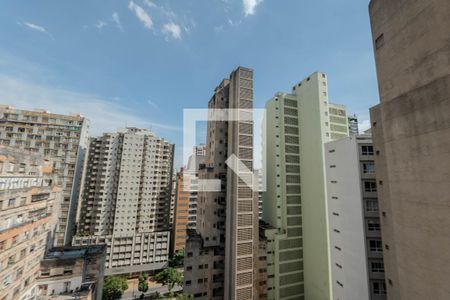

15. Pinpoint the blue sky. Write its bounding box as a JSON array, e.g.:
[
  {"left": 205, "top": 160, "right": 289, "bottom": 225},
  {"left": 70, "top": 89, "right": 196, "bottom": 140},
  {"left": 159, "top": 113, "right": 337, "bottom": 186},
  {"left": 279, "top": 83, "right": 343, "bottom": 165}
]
[{"left": 0, "top": 0, "right": 378, "bottom": 167}]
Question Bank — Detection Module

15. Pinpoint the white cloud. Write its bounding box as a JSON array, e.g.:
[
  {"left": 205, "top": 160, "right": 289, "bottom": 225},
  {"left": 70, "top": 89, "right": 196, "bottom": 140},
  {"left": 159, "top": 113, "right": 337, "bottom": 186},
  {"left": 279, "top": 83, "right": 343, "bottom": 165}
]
[
  {"left": 95, "top": 20, "right": 107, "bottom": 30},
  {"left": 128, "top": 1, "right": 153, "bottom": 30},
  {"left": 143, "top": 0, "right": 157, "bottom": 8},
  {"left": 19, "top": 21, "right": 53, "bottom": 38},
  {"left": 111, "top": 12, "right": 123, "bottom": 32},
  {"left": 214, "top": 25, "right": 224, "bottom": 32},
  {"left": 359, "top": 119, "right": 371, "bottom": 133},
  {"left": 0, "top": 74, "right": 181, "bottom": 135},
  {"left": 243, "top": 0, "right": 263, "bottom": 16},
  {"left": 162, "top": 22, "right": 182, "bottom": 40},
  {"left": 147, "top": 99, "right": 159, "bottom": 109}
]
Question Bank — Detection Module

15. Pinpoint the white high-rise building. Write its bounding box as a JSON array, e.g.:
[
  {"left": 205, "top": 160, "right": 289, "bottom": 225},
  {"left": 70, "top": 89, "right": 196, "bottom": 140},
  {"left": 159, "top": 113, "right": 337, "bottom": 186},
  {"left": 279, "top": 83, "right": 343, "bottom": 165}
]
[
  {"left": 74, "top": 127, "right": 174, "bottom": 275},
  {"left": 263, "top": 72, "right": 349, "bottom": 299},
  {"left": 325, "top": 135, "right": 386, "bottom": 300}
]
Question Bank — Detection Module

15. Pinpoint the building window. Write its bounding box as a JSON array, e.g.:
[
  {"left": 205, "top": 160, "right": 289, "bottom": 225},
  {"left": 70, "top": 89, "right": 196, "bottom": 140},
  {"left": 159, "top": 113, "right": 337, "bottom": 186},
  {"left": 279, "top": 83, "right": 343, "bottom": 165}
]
[
  {"left": 364, "top": 181, "right": 377, "bottom": 192},
  {"left": 366, "top": 199, "right": 379, "bottom": 212},
  {"left": 373, "top": 281, "right": 387, "bottom": 294},
  {"left": 371, "top": 261, "right": 385, "bottom": 273},
  {"left": 375, "top": 34, "right": 385, "bottom": 49},
  {"left": 367, "top": 220, "right": 381, "bottom": 231},
  {"left": 8, "top": 198, "right": 16, "bottom": 207},
  {"left": 369, "top": 240, "right": 383, "bottom": 252},
  {"left": 362, "top": 162, "right": 375, "bottom": 174},
  {"left": 361, "top": 145, "right": 374, "bottom": 156}
]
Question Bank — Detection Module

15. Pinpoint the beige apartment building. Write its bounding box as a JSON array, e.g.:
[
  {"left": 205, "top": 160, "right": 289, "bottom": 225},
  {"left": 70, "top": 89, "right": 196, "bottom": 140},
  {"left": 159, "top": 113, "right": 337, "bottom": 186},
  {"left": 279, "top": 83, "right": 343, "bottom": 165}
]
[
  {"left": 172, "top": 171, "right": 190, "bottom": 253},
  {"left": 184, "top": 67, "right": 260, "bottom": 299},
  {"left": 171, "top": 145, "right": 207, "bottom": 254},
  {"left": 369, "top": 0, "right": 450, "bottom": 298},
  {"left": 0, "top": 146, "right": 61, "bottom": 300},
  {"left": 74, "top": 127, "right": 174, "bottom": 276},
  {"left": 0, "top": 106, "right": 89, "bottom": 246}
]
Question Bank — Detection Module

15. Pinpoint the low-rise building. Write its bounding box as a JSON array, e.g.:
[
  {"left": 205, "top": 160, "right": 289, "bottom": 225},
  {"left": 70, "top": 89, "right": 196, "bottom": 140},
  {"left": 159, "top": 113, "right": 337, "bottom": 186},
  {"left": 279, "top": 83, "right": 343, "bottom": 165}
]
[{"left": 37, "top": 246, "right": 106, "bottom": 300}]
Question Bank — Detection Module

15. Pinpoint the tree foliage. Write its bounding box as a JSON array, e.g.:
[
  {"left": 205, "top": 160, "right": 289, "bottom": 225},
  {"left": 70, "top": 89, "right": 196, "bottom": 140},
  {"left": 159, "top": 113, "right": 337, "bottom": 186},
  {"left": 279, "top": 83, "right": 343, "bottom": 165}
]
[
  {"left": 153, "top": 268, "right": 183, "bottom": 293},
  {"left": 169, "top": 249, "right": 185, "bottom": 268},
  {"left": 102, "top": 276, "right": 128, "bottom": 300},
  {"left": 138, "top": 274, "right": 149, "bottom": 294}
]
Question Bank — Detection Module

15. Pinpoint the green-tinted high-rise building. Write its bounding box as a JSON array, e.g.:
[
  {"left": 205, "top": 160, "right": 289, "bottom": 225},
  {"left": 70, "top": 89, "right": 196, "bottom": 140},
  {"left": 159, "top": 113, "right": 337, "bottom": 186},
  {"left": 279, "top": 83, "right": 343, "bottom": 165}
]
[{"left": 262, "top": 72, "right": 348, "bottom": 300}]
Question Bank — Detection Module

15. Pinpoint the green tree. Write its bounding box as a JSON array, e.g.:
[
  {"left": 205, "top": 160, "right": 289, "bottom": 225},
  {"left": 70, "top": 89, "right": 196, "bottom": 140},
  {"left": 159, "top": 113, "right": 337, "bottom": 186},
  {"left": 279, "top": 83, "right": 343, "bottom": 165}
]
[
  {"left": 102, "top": 276, "right": 128, "bottom": 300},
  {"left": 153, "top": 268, "right": 183, "bottom": 295},
  {"left": 138, "top": 274, "right": 149, "bottom": 299},
  {"left": 169, "top": 249, "right": 185, "bottom": 268}
]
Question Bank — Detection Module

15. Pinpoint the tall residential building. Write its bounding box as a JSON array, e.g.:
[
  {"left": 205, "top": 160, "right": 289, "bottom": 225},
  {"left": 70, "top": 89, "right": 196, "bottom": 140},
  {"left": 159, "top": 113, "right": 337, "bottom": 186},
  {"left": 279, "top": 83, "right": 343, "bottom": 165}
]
[
  {"left": 172, "top": 170, "right": 190, "bottom": 254},
  {"left": 171, "top": 145, "right": 207, "bottom": 254},
  {"left": 185, "top": 145, "right": 207, "bottom": 230},
  {"left": 170, "top": 174, "right": 177, "bottom": 229},
  {"left": 325, "top": 135, "right": 386, "bottom": 300},
  {"left": 74, "top": 127, "right": 174, "bottom": 275},
  {"left": 0, "top": 106, "right": 89, "bottom": 246},
  {"left": 263, "top": 72, "right": 348, "bottom": 299},
  {"left": 348, "top": 114, "right": 359, "bottom": 136},
  {"left": 369, "top": 0, "right": 450, "bottom": 297},
  {"left": 184, "top": 67, "right": 260, "bottom": 300},
  {"left": 0, "top": 146, "right": 61, "bottom": 300}
]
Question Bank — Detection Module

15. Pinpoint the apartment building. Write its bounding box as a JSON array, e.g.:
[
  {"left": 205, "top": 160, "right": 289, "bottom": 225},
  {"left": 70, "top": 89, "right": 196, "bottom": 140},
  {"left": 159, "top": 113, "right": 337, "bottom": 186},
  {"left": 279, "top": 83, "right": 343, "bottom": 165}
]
[
  {"left": 369, "top": 0, "right": 450, "bottom": 297},
  {"left": 325, "top": 135, "right": 386, "bottom": 300},
  {"left": 0, "top": 146, "right": 61, "bottom": 300},
  {"left": 186, "top": 145, "right": 207, "bottom": 230},
  {"left": 37, "top": 246, "right": 105, "bottom": 300},
  {"left": 328, "top": 103, "right": 349, "bottom": 140},
  {"left": 171, "top": 145, "right": 207, "bottom": 254},
  {"left": 263, "top": 72, "right": 348, "bottom": 299},
  {"left": 170, "top": 174, "right": 177, "bottom": 229},
  {"left": 348, "top": 114, "right": 359, "bottom": 136},
  {"left": 184, "top": 67, "right": 260, "bottom": 300},
  {"left": 74, "top": 127, "right": 174, "bottom": 275},
  {"left": 0, "top": 106, "right": 89, "bottom": 246},
  {"left": 172, "top": 171, "right": 190, "bottom": 253}
]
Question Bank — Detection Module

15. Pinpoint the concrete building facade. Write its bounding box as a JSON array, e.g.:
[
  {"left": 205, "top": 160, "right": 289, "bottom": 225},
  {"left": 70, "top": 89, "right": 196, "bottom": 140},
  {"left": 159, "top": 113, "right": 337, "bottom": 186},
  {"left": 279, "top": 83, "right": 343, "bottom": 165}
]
[
  {"left": 184, "top": 67, "right": 260, "bottom": 300},
  {"left": 0, "top": 146, "right": 61, "bottom": 300},
  {"left": 369, "top": 0, "right": 450, "bottom": 298},
  {"left": 328, "top": 103, "right": 349, "bottom": 140},
  {"left": 171, "top": 145, "right": 207, "bottom": 254},
  {"left": 348, "top": 114, "right": 359, "bottom": 136},
  {"left": 263, "top": 72, "right": 348, "bottom": 299},
  {"left": 37, "top": 246, "right": 105, "bottom": 300},
  {"left": 325, "top": 135, "right": 386, "bottom": 300},
  {"left": 186, "top": 145, "right": 207, "bottom": 230},
  {"left": 74, "top": 127, "right": 174, "bottom": 275},
  {"left": 172, "top": 171, "right": 190, "bottom": 254},
  {"left": 0, "top": 106, "right": 89, "bottom": 246}
]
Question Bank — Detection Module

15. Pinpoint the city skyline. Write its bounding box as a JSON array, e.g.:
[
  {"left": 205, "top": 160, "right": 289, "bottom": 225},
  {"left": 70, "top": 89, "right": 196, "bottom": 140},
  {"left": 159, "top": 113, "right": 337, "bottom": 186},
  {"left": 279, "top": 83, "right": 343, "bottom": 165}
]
[
  {"left": 1, "top": 1, "right": 448, "bottom": 299},
  {"left": 0, "top": 0, "right": 378, "bottom": 167}
]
